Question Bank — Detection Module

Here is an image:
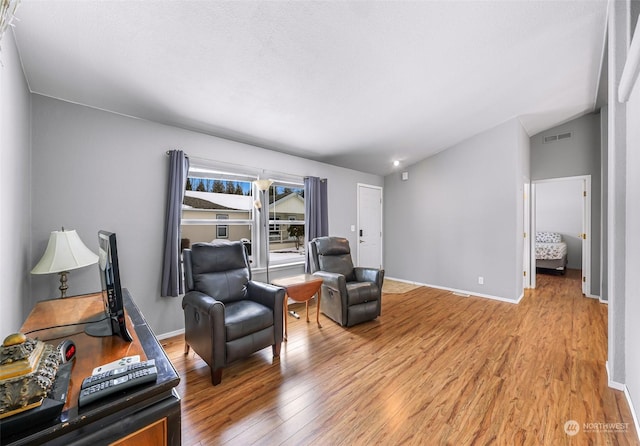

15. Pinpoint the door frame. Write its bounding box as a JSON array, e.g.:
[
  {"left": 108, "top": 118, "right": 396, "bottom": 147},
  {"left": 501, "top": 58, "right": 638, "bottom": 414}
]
[
  {"left": 356, "top": 183, "right": 383, "bottom": 268},
  {"left": 530, "top": 175, "right": 591, "bottom": 295},
  {"left": 523, "top": 180, "right": 531, "bottom": 289}
]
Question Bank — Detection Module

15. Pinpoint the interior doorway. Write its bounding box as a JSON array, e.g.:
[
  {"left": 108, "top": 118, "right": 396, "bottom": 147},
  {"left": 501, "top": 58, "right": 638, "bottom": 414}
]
[{"left": 530, "top": 176, "right": 591, "bottom": 295}]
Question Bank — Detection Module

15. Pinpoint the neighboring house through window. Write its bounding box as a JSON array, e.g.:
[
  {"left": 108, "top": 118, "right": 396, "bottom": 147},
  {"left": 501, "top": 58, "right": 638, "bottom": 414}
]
[
  {"left": 266, "top": 181, "right": 305, "bottom": 264},
  {"left": 180, "top": 166, "right": 305, "bottom": 268}
]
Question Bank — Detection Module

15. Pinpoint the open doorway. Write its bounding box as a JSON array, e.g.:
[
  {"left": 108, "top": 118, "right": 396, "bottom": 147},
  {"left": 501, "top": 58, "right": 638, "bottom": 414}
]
[{"left": 530, "top": 176, "right": 591, "bottom": 295}]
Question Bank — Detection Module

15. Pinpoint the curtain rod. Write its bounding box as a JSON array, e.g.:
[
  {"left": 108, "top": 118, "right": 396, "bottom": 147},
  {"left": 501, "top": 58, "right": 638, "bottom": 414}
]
[{"left": 166, "top": 150, "right": 188, "bottom": 159}]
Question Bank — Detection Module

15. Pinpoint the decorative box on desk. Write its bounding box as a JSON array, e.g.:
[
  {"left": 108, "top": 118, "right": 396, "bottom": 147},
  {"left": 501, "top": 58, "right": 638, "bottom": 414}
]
[{"left": 0, "top": 289, "right": 181, "bottom": 446}]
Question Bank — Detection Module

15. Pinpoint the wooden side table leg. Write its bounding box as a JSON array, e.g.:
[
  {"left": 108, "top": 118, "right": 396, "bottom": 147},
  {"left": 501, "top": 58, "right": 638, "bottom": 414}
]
[
  {"left": 306, "top": 300, "right": 310, "bottom": 322},
  {"left": 284, "top": 295, "right": 288, "bottom": 341},
  {"left": 316, "top": 291, "right": 322, "bottom": 328}
]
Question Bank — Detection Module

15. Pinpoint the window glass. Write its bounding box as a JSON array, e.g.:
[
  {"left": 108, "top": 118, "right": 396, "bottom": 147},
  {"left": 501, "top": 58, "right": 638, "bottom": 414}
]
[
  {"left": 181, "top": 172, "right": 254, "bottom": 261},
  {"left": 267, "top": 182, "right": 305, "bottom": 265},
  {"left": 181, "top": 168, "right": 305, "bottom": 268}
]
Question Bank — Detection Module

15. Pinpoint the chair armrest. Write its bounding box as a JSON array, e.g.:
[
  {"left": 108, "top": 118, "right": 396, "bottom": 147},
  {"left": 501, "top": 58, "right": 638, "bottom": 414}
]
[
  {"left": 182, "top": 290, "right": 226, "bottom": 369},
  {"left": 312, "top": 271, "right": 346, "bottom": 292},
  {"left": 247, "top": 281, "right": 285, "bottom": 310},
  {"left": 247, "top": 281, "right": 285, "bottom": 345},
  {"left": 182, "top": 290, "right": 224, "bottom": 315},
  {"left": 354, "top": 267, "right": 385, "bottom": 288}
]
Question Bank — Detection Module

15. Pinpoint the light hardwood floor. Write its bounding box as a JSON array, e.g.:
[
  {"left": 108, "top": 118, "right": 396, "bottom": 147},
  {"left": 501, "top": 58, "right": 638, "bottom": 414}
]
[{"left": 161, "top": 270, "right": 639, "bottom": 445}]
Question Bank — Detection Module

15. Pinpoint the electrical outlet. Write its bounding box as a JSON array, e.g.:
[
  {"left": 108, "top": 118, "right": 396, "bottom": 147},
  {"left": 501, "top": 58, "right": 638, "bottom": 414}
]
[{"left": 478, "top": 276, "right": 484, "bottom": 285}]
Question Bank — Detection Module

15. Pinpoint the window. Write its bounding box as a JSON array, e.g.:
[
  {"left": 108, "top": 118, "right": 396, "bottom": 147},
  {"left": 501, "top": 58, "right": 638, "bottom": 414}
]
[
  {"left": 181, "top": 169, "right": 255, "bottom": 261},
  {"left": 216, "top": 214, "right": 229, "bottom": 238},
  {"left": 266, "top": 182, "right": 305, "bottom": 264},
  {"left": 181, "top": 166, "right": 305, "bottom": 268}
]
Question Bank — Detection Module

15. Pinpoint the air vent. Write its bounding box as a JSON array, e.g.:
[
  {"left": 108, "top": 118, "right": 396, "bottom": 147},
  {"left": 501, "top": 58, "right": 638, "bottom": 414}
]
[{"left": 543, "top": 132, "right": 572, "bottom": 144}]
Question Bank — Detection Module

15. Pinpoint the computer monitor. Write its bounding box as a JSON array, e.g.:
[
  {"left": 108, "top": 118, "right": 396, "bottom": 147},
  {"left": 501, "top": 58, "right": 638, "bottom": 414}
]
[{"left": 84, "top": 230, "right": 132, "bottom": 342}]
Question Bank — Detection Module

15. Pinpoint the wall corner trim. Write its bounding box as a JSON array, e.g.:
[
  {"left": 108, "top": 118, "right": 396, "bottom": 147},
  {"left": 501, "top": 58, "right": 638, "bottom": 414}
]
[{"left": 618, "top": 19, "right": 640, "bottom": 103}]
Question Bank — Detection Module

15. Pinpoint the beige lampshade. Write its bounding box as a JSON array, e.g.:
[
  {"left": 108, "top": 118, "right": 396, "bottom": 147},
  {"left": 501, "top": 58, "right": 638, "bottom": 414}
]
[
  {"left": 253, "top": 178, "right": 273, "bottom": 191},
  {"left": 31, "top": 229, "right": 99, "bottom": 274}
]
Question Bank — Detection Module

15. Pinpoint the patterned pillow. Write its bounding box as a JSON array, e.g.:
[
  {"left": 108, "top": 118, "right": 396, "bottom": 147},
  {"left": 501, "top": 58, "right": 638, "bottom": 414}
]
[{"left": 536, "top": 232, "right": 562, "bottom": 243}]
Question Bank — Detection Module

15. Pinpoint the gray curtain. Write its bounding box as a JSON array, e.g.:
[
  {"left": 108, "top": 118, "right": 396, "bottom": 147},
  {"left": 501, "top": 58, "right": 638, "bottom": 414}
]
[
  {"left": 161, "top": 150, "right": 189, "bottom": 297},
  {"left": 304, "top": 176, "right": 329, "bottom": 272}
]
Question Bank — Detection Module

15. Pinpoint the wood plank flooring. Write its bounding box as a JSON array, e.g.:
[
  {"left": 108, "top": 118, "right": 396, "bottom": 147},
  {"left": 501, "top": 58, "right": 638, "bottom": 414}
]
[{"left": 160, "top": 270, "right": 639, "bottom": 445}]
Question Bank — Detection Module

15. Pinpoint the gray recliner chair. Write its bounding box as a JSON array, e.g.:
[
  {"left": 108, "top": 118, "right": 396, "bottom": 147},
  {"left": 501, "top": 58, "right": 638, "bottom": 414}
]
[
  {"left": 309, "top": 236, "right": 384, "bottom": 327},
  {"left": 182, "top": 241, "right": 285, "bottom": 385}
]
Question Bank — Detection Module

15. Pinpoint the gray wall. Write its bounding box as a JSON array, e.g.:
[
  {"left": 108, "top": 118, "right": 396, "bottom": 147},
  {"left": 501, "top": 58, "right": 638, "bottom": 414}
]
[
  {"left": 0, "top": 32, "right": 32, "bottom": 334},
  {"left": 29, "top": 95, "right": 382, "bottom": 336},
  {"left": 530, "top": 113, "right": 602, "bottom": 297},
  {"left": 384, "top": 119, "right": 528, "bottom": 301}
]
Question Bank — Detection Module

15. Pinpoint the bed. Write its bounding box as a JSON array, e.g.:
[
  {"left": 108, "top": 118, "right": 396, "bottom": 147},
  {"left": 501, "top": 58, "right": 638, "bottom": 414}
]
[{"left": 535, "top": 231, "right": 568, "bottom": 274}]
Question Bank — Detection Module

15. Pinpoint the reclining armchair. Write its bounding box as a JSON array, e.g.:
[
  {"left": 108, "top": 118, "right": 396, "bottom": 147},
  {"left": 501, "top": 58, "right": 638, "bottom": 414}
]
[
  {"left": 182, "top": 241, "right": 285, "bottom": 385},
  {"left": 309, "top": 236, "right": 384, "bottom": 327}
]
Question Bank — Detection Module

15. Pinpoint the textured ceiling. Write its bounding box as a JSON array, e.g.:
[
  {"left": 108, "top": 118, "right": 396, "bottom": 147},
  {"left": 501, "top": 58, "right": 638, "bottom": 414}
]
[{"left": 12, "top": 1, "right": 608, "bottom": 176}]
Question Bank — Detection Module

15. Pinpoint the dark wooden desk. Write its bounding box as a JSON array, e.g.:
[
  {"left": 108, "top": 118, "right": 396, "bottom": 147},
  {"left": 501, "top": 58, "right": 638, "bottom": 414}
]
[{"left": 1, "top": 289, "right": 181, "bottom": 446}]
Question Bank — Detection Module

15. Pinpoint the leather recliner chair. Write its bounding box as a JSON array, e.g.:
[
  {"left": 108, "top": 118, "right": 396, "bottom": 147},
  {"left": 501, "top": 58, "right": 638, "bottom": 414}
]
[
  {"left": 182, "top": 241, "right": 285, "bottom": 385},
  {"left": 309, "top": 236, "right": 384, "bottom": 327}
]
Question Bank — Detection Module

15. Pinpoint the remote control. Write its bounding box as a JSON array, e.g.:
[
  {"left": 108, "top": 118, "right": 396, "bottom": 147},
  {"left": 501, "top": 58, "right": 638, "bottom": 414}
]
[
  {"left": 81, "top": 359, "right": 156, "bottom": 389},
  {"left": 92, "top": 355, "right": 140, "bottom": 375},
  {"left": 78, "top": 366, "right": 158, "bottom": 408}
]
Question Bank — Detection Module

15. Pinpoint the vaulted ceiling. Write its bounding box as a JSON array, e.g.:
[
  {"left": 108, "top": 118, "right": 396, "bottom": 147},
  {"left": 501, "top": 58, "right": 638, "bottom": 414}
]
[{"left": 12, "top": 1, "right": 608, "bottom": 176}]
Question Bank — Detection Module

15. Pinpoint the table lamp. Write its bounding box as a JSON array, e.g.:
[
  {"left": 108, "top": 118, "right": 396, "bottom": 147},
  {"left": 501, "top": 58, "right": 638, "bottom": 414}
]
[{"left": 31, "top": 228, "right": 99, "bottom": 298}]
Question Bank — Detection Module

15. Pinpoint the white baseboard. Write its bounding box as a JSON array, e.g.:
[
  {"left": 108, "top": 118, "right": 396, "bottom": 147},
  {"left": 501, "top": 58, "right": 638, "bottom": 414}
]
[
  {"left": 606, "top": 361, "right": 625, "bottom": 390},
  {"left": 607, "top": 361, "right": 640, "bottom": 442},
  {"left": 156, "top": 328, "right": 185, "bottom": 341},
  {"left": 624, "top": 385, "right": 640, "bottom": 442},
  {"left": 605, "top": 361, "right": 640, "bottom": 442},
  {"left": 385, "top": 276, "right": 520, "bottom": 304},
  {"left": 385, "top": 276, "right": 422, "bottom": 286}
]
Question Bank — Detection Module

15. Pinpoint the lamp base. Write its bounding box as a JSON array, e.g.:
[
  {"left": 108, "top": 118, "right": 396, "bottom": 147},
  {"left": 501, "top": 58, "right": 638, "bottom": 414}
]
[{"left": 58, "top": 272, "right": 69, "bottom": 298}]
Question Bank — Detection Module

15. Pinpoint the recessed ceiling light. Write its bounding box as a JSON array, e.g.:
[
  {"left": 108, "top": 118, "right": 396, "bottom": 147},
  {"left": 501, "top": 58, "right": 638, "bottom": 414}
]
[{"left": 393, "top": 160, "right": 400, "bottom": 167}]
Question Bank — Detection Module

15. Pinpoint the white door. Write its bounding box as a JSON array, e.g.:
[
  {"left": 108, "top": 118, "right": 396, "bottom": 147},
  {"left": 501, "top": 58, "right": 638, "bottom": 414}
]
[{"left": 357, "top": 184, "right": 383, "bottom": 268}]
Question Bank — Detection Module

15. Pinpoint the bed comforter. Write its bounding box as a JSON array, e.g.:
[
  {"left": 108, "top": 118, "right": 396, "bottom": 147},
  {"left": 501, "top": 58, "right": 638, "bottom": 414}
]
[
  {"left": 535, "top": 231, "right": 567, "bottom": 260},
  {"left": 535, "top": 242, "right": 567, "bottom": 260}
]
